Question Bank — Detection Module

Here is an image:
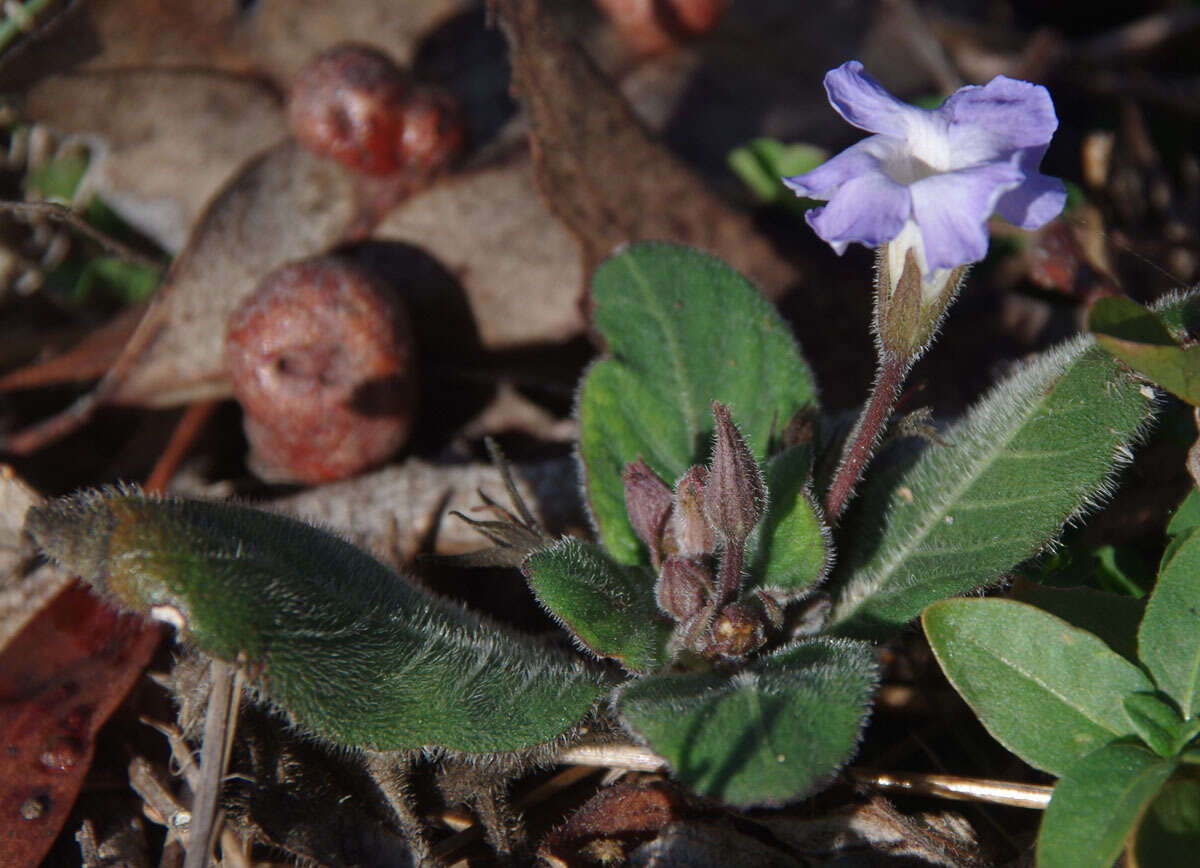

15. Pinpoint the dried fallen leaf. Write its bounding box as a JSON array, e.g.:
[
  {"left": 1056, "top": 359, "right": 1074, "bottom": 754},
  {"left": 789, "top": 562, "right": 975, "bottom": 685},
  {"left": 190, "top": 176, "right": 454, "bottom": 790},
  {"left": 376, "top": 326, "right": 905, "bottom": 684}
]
[
  {"left": 492, "top": 0, "right": 798, "bottom": 298},
  {"left": 373, "top": 150, "right": 587, "bottom": 350},
  {"left": 0, "top": 467, "right": 70, "bottom": 648},
  {"left": 24, "top": 69, "right": 287, "bottom": 252},
  {"left": 0, "top": 585, "right": 160, "bottom": 868},
  {"left": 2, "top": 139, "right": 367, "bottom": 453},
  {"left": 269, "top": 454, "right": 582, "bottom": 563}
]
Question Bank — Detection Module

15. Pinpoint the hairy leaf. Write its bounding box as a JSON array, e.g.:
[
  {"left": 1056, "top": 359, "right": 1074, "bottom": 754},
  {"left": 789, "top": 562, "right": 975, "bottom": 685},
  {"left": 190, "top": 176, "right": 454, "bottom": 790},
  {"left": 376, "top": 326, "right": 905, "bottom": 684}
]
[
  {"left": 25, "top": 490, "right": 609, "bottom": 755},
  {"left": 1166, "top": 488, "right": 1200, "bottom": 538},
  {"left": 1140, "top": 526, "right": 1200, "bottom": 719},
  {"left": 1037, "top": 743, "right": 1175, "bottom": 868},
  {"left": 617, "top": 638, "right": 878, "bottom": 807},
  {"left": 745, "top": 445, "right": 831, "bottom": 599},
  {"left": 923, "top": 599, "right": 1154, "bottom": 775},
  {"left": 523, "top": 538, "right": 672, "bottom": 673},
  {"left": 829, "top": 330, "right": 1158, "bottom": 638},
  {"left": 578, "top": 243, "right": 819, "bottom": 572}
]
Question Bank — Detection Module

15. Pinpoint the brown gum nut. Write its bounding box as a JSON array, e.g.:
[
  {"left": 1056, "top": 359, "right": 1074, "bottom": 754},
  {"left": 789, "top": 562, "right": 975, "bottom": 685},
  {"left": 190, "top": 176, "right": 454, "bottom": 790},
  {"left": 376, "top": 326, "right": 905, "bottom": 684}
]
[
  {"left": 593, "top": 0, "right": 727, "bottom": 55},
  {"left": 225, "top": 256, "right": 416, "bottom": 483},
  {"left": 288, "top": 44, "right": 463, "bottom": 176}
]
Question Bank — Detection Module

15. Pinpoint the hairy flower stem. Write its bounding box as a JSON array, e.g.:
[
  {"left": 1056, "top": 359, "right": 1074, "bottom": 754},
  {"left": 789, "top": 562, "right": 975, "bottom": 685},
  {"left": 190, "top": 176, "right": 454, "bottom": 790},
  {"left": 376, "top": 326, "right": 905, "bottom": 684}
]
[
  {"left": 824, "top": 352, "right": 911, "bottom": 521},
  {"left": 683, "top": 537, "right": 746, "bottom": 650}
]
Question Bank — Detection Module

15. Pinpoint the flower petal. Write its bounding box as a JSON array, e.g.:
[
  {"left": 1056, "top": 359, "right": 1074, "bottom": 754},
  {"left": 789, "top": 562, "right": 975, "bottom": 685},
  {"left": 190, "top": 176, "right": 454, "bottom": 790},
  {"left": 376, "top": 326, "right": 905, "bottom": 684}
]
[
  {"left": 782, "top": 135, "right": 894, "bottom": 199},
  {"left": 824, "top": 61, "right": 929, "bottom": 138},
  {"left": 805, "top": 170, "right": 911, "bottom": 254},
  {"left": 995, "top": 148, "right": 1067, "bottom": 229},
  {"left": 942, "top": 76, "right": 1059, "bottom": 167},
  {"left": 910, "top": 161, "right": 1024, "bottom": 272}
]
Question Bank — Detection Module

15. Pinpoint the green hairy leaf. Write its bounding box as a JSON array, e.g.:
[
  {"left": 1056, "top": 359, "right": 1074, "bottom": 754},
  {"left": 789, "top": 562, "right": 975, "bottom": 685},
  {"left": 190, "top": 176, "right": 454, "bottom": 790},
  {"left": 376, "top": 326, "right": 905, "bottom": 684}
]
[
  {"left": 578, "top": 242, "right": 819, "bottom": 568},
  {"left": 1089, "top": 295, "right": 1200, "bottom": 405},
  {"left": 617, "top": 638, "right": 878, "bottom": 807},
  {"left": 923, "top": 599, "right": 1154, "bottom": 776},
  {"left": 25, "top": 489, "right": 610, "bottom": 755},
  {"left": 829, "top": 332, "right": 1157, "bottom": 638},
  {"left": 745, "top": 445, "right": 831, "bottom": 598},
  {"left": 1140, "top": 526, "right": 1200, "bottom": 720},
  {"left": 1037, "top": 743, "right": 1176, "bottom": 868},
  {"left": 522, "top": 537, "right": 672, "bottom": 673}
]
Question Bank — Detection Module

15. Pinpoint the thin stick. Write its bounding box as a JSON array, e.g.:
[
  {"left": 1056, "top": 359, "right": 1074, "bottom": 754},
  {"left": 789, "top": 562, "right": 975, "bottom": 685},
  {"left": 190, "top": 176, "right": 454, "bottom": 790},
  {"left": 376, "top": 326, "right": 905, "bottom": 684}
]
[
  {"left": 144, "top": 400, "right": 218, "bottom": 493},
  {"left": 182, "top": 661, "right": 239, "bottom": 868},
  {"left": 849, "top": 768, "right": 1052, "bottom": 810},
  {"left": 823, "top": 353, "right": 910, "bottom": 521},
  {"left": 0, "top": 201, "right": 162, "bottom": 269}
]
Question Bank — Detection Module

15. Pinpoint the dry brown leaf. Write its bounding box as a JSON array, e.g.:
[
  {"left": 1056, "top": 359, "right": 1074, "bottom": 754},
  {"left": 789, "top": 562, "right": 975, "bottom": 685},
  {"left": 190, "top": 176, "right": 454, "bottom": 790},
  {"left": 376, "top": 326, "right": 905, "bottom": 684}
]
[
  {"left": 1, "top": 140, "right": 369, "bottom": 453},
  {"left": 492, "top": 0, "right": 798, "bottom": 298},
  {"left": 269, "top": 455, "right": 581, "bottom": 563},
  {"left": 233, "top": 0, "right": 471, "bottom": 86},
  {"left": 372, "top": 150, "right": 587, "bottom": 350},
  {"left": 24, "top": 70, "right": 288, "bottom": 253},
  {"left": 0, "top": 467, "right": 71, "bottom": 650}
]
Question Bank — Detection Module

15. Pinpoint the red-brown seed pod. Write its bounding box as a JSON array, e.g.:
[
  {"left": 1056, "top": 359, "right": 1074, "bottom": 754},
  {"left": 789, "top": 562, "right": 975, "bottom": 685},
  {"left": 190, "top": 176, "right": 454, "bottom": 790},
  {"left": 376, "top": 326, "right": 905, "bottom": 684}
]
[
  {"left": 593, "top": 0, "right": 727, "bottom": 55},
  {"left": 288, "top": 44, "right": 463, "bottom": 176},
  {"left": 225, "top": 256, "right": 416, "bottom": 484}
]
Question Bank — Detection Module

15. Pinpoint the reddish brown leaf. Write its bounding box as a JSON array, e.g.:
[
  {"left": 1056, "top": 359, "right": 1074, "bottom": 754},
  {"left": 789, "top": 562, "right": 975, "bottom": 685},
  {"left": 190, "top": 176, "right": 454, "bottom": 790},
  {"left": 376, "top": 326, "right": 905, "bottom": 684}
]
[
  {"left": 0, "top": 585, "right": 159, "bottom": 868},
  {"left": 493, "top": 0, "right": 798, "bottom": 299}
]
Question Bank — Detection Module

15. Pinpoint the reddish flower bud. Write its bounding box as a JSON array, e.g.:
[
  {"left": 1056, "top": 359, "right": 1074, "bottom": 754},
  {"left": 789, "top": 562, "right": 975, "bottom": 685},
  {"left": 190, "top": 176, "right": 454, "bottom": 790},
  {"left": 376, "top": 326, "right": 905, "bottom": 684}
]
[
  {"left": 668, "top": 465, "right": 713, "bottom": 557},
  {"left": 623, "top": 458, "right": 673, "bottom": 565},
  {"left": 656, "top": 556, "right": 710, "bottom": 621},
  {"left": 705, "top": 602, "right": 766, "bottom": 659},
  {"left": 703, "top": 402, "right": 765, "bottom": 542},
  {"left": 225, "top": 256, "right": 415, "bottom": 483},
  {"left": 288, "top": 45, "right": 462, "bottom": 177}
]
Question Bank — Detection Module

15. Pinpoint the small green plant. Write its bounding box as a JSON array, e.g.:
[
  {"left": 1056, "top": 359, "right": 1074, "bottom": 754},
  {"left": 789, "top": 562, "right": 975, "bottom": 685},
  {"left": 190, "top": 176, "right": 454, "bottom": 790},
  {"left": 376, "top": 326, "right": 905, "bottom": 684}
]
[{"left": 923, "top": 487, "right": 1200, "bottom": 866}]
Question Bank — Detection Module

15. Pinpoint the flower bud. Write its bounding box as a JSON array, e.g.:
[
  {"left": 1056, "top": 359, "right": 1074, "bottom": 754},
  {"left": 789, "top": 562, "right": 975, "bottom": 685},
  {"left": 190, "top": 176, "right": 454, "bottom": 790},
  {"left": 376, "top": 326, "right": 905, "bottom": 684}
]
[
  {"left": 622, "top": 458, "right": 673, "bottom": 565},
  {"left": 702, "top": 402, "right": 765, "bottom": 542},
  {"left": 655, "top": 556, "right": 710, "bottom": 621},
  {"left": 667, "top": 465, "right": 713, "bottom": 557},
  {"left": 705, "top": 602, "right": 766, "bottom": 658}
]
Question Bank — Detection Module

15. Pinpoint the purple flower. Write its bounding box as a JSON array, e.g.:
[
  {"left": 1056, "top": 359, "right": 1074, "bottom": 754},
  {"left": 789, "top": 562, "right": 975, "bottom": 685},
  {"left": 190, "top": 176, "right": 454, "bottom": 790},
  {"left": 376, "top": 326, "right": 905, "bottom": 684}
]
[{"left": 784, "top": 61, "right": 1066, "bottom": 276}]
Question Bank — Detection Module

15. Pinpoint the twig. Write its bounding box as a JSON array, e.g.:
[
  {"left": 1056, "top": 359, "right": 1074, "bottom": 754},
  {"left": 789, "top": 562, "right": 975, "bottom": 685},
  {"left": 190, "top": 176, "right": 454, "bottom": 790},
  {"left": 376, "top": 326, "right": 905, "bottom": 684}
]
[
  {"left": 183, "top": 661, "right": 240, "bottom": 868},
  {"left": 0, "top": 201, "right": 162, "bottom": 269},
  {"left": 849, "top": 769, "right": 1052, "bottom": 810},
  {"left": 144, "top": 400, "right": 218, "bottom": 493}
]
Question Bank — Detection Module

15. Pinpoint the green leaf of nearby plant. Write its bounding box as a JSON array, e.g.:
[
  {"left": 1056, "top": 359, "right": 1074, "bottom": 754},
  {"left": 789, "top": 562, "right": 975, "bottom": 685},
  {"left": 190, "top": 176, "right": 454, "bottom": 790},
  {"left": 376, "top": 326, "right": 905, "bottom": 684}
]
[
  {"left": 1010, "top": 579, "right": 1144, "bottom": 662},
  {"left": 578, "top": 242, "right": 819, "bottom": 567},
  {"left": 1089, "top": 295, "right": 1200, "bottom": 405},
  {"left": 1124, "top": 693, "right": 1186, "bottom": 759},
  {"left": 1131, "top": 767, "right": 1200, "bottom": 867},
  {"left": 25, "top": 489, "right": 611, "bottom": 755},
  {"left": 1140, "top": 526, "right": 1200, "bottom": 720},
  {"left": 923, "top": 599, "right": 1155, "bottom": 775},
  {"left": 1166, "top": 488, "right": 1200, "bottom": 538},
  {"left": 744, "top": 445, "right": 830, "bottom": 599},
  {"left": 727, "top": 138, "right": 827, "bottom": 212},
  {"left": 828, "top": 329, "right": 1158, "bottom": 638},
  {"left": 617, "top": 638, "right": 878, "bottom": 807},
  {"left": 1037, "top": 742, "right": 1176, "bottom": 868},
  {"left": 522, "top": 537, "right": 672, "bottom": 673}
]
